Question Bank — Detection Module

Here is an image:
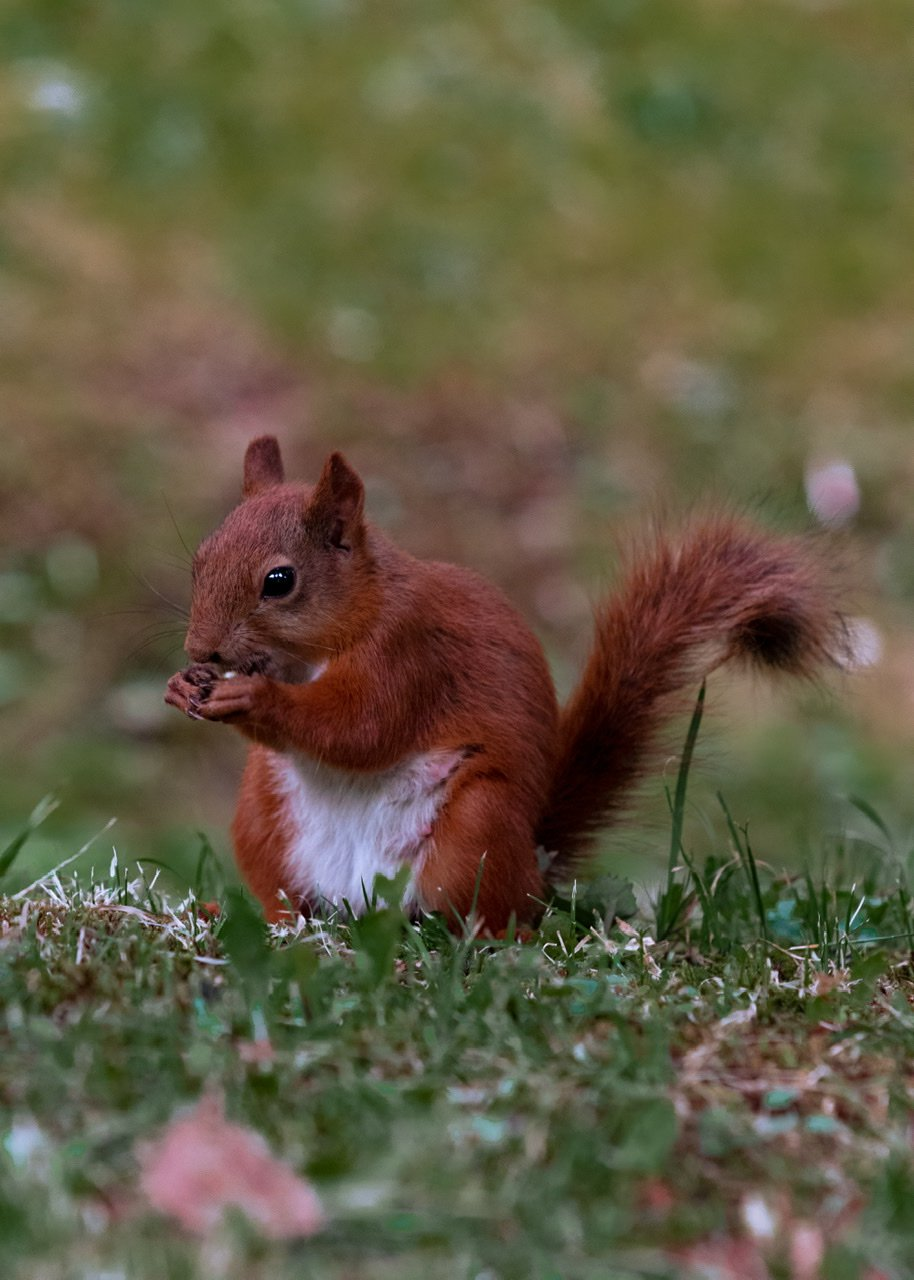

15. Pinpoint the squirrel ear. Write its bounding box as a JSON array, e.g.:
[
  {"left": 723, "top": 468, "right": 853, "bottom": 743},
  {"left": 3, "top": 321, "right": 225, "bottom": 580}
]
[
  {"left": 243, "top": 436, "right": 285, "bottom": 498},
  {"left": 307, "top": 452, "right": 365, "bottom": 551}
]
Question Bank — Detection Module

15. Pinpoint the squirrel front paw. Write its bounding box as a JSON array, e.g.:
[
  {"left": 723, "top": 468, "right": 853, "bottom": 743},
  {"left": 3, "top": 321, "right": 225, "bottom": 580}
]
[
  {"left": 165, "top": 663, "right": 221, "bottom": 720},
  {"left": 194, "top": 673, "right": 265, "bottom": 722},
  {"left": 164, "top": 665, "right": 269, "bottom": 725},
  {"left": 183, "top": 662, "right": 221, "bottom": 691}
]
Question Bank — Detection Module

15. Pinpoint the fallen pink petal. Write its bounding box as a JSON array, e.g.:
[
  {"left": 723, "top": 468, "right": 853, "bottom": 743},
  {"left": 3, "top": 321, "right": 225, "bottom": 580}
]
[
  {"left": 790, "top": 1221, "right": 825, "bottom": 1280},
  {"left": 138, "top": 1094, "right": 324, "bottom": 1239},
  {"left": 673, "top": 1237, "right": 771, "bottom": 1280}
]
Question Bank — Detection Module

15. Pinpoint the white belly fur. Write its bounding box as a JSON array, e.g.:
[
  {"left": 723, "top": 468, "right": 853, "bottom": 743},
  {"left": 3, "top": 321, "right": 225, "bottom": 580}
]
[{"left": 269, "top": 748, "right": 464, "bottom": 913}]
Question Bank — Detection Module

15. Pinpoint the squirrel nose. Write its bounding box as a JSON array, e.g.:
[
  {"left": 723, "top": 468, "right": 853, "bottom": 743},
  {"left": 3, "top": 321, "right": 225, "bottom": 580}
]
[{"left": 186, "top": 639, "right": 224, "bottom": 665}]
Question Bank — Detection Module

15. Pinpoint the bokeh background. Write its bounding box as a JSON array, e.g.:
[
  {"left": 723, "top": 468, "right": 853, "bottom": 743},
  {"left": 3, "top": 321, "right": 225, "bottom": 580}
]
[{"left": 2, "top": 0, "right": 913, "bottom": 893}]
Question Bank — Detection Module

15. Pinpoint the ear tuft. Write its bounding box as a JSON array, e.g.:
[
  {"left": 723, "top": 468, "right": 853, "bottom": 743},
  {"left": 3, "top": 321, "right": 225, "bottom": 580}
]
[
  {"left": 243, "top": 436, "right": 285, "bottom": 498},
  {"left": 308, "top": 452, "right": 365, "bottom": 550}
]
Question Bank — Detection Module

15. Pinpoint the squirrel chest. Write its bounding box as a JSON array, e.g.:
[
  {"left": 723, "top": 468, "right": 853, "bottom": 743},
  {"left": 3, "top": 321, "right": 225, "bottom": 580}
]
[{"left": 264, "top": 747, "right": 466, "bottom": 910}]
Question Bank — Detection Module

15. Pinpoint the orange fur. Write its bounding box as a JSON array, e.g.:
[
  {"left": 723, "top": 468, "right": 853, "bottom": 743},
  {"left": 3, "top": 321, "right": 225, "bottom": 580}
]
[
  {"left": 232, "top": 747, "right": 301, "bottom": 923},
  {"left": 165, "top": 439, "right": 848, "bottom": 934}
]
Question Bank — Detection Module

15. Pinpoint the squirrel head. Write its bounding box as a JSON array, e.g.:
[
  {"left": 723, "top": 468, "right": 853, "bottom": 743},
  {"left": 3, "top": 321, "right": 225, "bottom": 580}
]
[{"left": 184, "top": 436, "right": 376, "bottom": 679}]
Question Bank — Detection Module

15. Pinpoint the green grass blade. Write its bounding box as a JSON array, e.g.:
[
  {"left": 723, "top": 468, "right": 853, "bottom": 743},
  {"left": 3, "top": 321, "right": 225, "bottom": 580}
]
[
  {"left": 656, "top": 682, "right": 706, "bottom": 940},
  {"left": 679, "top": 846, "right": 717, "bottom": 949},
  {"left": 667, "top": 681, "right": 706, "bottom": 877},
  {"left": 848, "top": 795, "right": 895, "bottom": 851},
  {"left": 0, "top": 795, "right": 59, "bottom": 882},
  {"left": 718, "top": 792, "right": 768, "bottom": 944}
]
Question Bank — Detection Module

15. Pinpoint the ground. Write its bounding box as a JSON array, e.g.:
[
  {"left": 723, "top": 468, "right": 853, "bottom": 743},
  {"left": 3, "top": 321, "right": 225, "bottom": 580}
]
[
  {"left": 3, "top": 764, "right": 914, "bottom": 1279},
  {"left": 2, "top": 0, "right": 914, "bottom": 888}
]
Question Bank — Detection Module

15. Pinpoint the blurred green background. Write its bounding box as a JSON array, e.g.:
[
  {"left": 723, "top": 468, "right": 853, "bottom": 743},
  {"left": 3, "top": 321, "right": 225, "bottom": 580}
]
[{"left": 2, "top": 0, "right": 913, "bottom": 893}]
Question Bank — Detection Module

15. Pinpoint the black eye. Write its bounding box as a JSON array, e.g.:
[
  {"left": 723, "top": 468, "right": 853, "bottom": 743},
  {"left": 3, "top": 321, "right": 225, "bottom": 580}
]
[{"left": 261, "top": 566, "right": 296, "bottom": 598}]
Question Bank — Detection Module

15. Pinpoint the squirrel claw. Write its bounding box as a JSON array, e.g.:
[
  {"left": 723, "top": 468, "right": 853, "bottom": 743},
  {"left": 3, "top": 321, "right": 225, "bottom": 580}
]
[
  {"left": 184, "top": 662, "right": 219, "bottom": 691},
  {"left": 165, "top": 670, "right": 210, "bottom": 720}
]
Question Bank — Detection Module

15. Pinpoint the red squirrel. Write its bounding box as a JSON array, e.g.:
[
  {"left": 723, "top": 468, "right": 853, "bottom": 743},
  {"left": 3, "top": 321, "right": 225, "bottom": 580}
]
[{"left": 165, "top": 436, "right": 847, "bottom": 933}]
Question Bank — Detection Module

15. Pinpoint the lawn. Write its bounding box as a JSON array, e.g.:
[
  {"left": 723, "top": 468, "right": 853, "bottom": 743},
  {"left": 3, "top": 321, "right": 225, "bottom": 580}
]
[
  {"left": 4, "top": 745, "right": 914, "bottom": 1279},
  {"left": 2, "top": 0, "right": 913, "bottom": 877}
]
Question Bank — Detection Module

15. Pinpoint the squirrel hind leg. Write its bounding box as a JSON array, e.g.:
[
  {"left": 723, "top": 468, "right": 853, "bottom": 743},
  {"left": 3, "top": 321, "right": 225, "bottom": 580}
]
[
  {"left": 415, "top": 777, "right": 544, "bottom": 936},
  {"left": 232, "top": 747, "right": 306, "bottom": 920}
]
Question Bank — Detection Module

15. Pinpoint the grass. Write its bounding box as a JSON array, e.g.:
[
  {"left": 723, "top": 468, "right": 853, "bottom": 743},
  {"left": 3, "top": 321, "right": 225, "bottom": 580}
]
[
  {"left": 2, "top": 0, "right": 914, "bottom": 878},
  {"left": 4, "top": 723, "right": 914, "bottom": 1279}
]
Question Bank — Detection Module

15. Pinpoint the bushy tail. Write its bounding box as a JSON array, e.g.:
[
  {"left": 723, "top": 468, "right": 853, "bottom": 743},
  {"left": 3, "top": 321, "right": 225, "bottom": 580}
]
[{"left": 536, "top": 516, "right": 848, "bottom": 877}]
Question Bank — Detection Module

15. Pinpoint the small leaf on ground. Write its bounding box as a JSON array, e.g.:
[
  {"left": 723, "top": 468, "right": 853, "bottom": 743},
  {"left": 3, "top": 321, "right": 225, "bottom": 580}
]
[{"left": 137, "top": 1093, "right": 323, "bottom": 1239}]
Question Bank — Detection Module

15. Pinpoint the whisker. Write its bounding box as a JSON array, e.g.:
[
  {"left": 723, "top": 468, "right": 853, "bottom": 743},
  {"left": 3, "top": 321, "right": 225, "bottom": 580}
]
[
  {"left": 133, "top": 628, "right": 186, "bottom": 649},
  {"left": 127, "top": 630, "right": 183, "bottom": 654},
  {"left": 134, "top": 537, "right": 192, "bottom": 574},
  {"left": 159, "top": 553, "right": 192, "bottom": 574},
  {"left": 125, "top": 630, "right": 187, "bottom": 663},
  {"left": 267, "top": 639, "right": 341, "bottom": 663},
  {"left": 93, "top": 607, "right": 183, "bottom": 622},
  {"left": 161, "top": 491, "right": 195, "bottom": 564},
  {"left": 129, "top": 570, "right": 189, "bottom": 619},
  {"left": 123, "top": 617, "right": 187, "bottom": 639},
  {"left": 133, "top": 648, "right": 185, "bottom": 677}
]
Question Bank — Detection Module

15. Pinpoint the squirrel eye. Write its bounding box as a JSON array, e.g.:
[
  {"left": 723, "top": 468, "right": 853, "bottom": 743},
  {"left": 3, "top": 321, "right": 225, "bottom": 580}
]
[{"left": 261, "top": 566, "right": 296, "bottom": 599}]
